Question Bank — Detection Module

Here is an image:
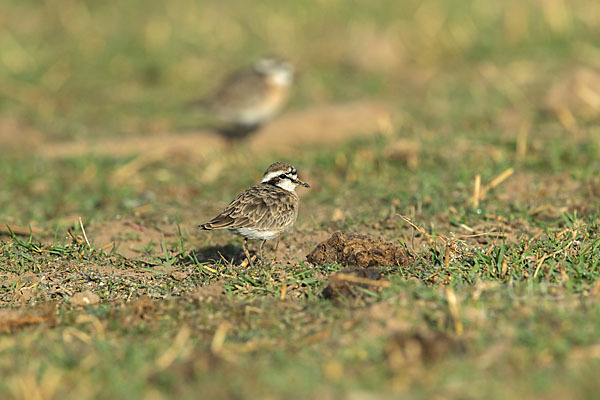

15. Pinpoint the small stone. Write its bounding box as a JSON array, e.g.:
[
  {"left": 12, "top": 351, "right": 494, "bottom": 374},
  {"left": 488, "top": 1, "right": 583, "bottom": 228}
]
[
  {"left": 70, "top": 290, "right": 100, "bottom": 306},
  {"left": 171, "top": 271, "right": 188, "bottom": 281}
]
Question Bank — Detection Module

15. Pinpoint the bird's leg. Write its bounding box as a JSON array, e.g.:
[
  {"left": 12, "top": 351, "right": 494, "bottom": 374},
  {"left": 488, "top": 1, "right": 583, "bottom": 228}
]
[
  {"left": 271, "top": 233, "right": 282, "bottom": 265},
  {"left": 242, "top": 237, "right": 253, "bottom": 266},
  {"left": 259, "top": 240, "right": 266, "bottom": 265}
]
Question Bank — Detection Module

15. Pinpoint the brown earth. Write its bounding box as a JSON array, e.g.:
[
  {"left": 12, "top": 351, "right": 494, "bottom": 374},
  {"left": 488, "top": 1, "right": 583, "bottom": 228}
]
[{"left": 8, "top": 101, "right": 391, "bottom": 160}]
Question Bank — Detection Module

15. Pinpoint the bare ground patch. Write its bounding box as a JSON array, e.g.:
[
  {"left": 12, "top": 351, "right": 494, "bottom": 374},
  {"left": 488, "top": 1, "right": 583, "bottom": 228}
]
[{"left": 12, "top": 101, "right": 391, "bottom": 160}]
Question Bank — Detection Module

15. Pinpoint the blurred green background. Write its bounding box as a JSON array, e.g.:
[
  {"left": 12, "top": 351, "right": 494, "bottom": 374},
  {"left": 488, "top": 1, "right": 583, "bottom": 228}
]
[{"left": 2, "top": 0, "right": 599, "bottom": 140}]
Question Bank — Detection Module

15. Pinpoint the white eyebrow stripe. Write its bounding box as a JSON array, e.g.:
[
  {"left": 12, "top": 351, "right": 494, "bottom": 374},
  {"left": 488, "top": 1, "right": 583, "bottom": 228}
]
[
  {"left": 261, "top": 170, "right": 296, "bottom": 183},
  {"left": 261, "top": 171, "right": 285, "bottom": 183}
]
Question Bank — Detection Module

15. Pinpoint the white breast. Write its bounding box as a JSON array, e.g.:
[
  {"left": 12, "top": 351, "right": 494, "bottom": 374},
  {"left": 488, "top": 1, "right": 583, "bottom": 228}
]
[{"left": 229, "top": 227, "right": 285, "bottom": 241}]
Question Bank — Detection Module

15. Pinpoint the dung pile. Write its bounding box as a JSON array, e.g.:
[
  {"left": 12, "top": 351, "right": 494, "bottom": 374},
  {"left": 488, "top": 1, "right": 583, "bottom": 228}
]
[
  {"left": 307, "top": 231, "right": 413, "bottom": 301},
  {"left": 306, "top": 231, "right": 412, "bottom": 268}
]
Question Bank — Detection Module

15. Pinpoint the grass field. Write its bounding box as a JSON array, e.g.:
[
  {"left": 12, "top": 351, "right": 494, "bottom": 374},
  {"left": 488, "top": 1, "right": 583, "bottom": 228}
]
[{"left": 1, "top": 0, "right": 600, "bottom": 398}]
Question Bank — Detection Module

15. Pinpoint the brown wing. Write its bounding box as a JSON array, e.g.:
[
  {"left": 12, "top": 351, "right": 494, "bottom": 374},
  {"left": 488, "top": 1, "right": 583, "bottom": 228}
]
[
  {"left": 199, "top": 184, "right": 298, "bottom": 230},
  {"left": 209, "top": 70, "right": 269, "bottom": 110}
]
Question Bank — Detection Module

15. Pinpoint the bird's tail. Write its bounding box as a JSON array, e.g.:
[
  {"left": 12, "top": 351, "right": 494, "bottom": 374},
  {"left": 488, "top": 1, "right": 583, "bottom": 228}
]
[
  {"left": 198, "top": 215, "right": 234, "bottom": 230},
  {"left": 198, "top": 223, "right": 214, "bottom": 230}
]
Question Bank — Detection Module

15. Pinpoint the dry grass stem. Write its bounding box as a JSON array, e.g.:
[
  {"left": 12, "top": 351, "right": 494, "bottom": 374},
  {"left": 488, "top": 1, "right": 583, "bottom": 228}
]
[
  {"left": 78, "top": 217, "right": 91, "bottom": 248},
  {"left": 445, "top": 287, "right": 463, "bottom": 335},
  {"left": 280, "top": 281, "right": 287, "bottom": 300},
  {"left": 473, "top": 174, "right": 481, "bottom": 208},
  {"left": 211, "top": 323, "right": 230, "bottom": 355},
  {"left": 516, "top": 121, "right": 530, "bottom": 161},
  {"left": 482, "top": 168, "right": 514, "bottom": 198},
  {"left": 155, "top": 326, "right": 192, "bottom": 370}
]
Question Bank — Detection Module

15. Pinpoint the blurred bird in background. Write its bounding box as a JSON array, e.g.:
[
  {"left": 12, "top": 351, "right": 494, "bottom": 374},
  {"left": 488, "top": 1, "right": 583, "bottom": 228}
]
[{"left": 189, "top": 56, "right": 295, "bottom": 140}]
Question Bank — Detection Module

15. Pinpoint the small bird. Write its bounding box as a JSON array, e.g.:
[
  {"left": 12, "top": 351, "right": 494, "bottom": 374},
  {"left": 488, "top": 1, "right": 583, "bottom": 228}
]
[
  {"left": 191, "top": 56, "right": 295, "bottom": 139},
  {"left": 199, "top": 162, "right": 310, "bottom": 265}
]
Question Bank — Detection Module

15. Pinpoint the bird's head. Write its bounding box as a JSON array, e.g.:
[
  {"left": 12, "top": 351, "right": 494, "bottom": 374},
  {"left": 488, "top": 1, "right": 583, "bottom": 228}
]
[
  {"left": 261, "top": 161, "right": 309, "bottom": 192},
  {"left": 254, "top": 56, "right": 294, "bottom": 86}
]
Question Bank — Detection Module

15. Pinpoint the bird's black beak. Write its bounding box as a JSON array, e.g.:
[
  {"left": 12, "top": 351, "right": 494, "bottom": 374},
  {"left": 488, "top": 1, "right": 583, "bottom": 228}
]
[{"left": 294, "top": 178, "right": 310, "bottom": 188}]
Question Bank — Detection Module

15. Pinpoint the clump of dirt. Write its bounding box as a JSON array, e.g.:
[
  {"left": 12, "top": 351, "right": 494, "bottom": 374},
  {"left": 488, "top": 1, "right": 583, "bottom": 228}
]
[
  {"left": 0, "top": 303, "right": 57, "bottom": 334},
  {"left": 383, "top": 138, "right": 421, "bottom": 169},
  {"left": 119, "top": 296, "right": 159, "bottom": 328},
  {"left": 321, "top": 266, "right": 389, "bottom": 300},
  {"left": 190, "top": 281, "right": 224, "bottom": 300},
  {"left": 386, "top": 329, "right": 466, "bottom": 367},
  {"left": 306, "top": 231, "right": 412, "bottom": 268}
]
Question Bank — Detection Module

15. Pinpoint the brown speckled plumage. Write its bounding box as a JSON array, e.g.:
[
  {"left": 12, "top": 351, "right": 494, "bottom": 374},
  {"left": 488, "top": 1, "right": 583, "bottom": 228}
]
[
  {"left": 199, "top": 184, "right": 299, "bottom": 232},
  {"left": 199, "top": 161, "right": 309, "bottom": 265},
  {"left": 191, "top": 57, "right": 294, "bottom": 139}
]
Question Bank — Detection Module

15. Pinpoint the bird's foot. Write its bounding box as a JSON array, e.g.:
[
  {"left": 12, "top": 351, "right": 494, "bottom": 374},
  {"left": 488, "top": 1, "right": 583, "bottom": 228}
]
[{"left": 239, "top": 254, "right": 257, "bottom": 269}]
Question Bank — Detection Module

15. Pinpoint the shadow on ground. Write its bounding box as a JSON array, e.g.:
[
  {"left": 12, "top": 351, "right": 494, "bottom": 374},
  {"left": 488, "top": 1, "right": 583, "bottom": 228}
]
[{"left": 177, "top": 244, "right": 246, "bottom": 266}]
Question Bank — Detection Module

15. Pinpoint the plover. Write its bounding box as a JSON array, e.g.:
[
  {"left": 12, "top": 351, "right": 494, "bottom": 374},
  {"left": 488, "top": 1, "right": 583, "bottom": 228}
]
[
  {"left": 191, "top": 56, "right": 295, "bottom": 139},
  {"left": 199, "top": 162, "right": 309, "bottom": 265}
]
